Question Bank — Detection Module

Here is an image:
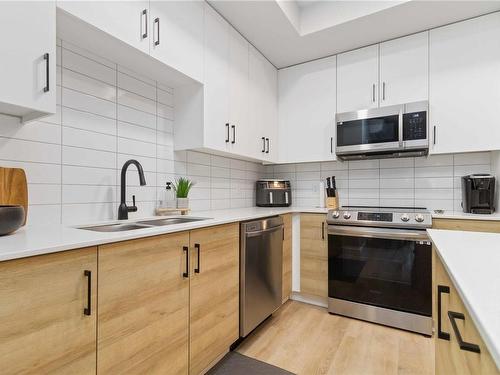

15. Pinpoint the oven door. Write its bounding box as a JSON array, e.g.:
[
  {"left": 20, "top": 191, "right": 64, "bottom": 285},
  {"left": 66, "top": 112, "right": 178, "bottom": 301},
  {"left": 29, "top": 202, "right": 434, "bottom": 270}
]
[{"left": 328, "top": 225, "right": 432, "bottom": 317}]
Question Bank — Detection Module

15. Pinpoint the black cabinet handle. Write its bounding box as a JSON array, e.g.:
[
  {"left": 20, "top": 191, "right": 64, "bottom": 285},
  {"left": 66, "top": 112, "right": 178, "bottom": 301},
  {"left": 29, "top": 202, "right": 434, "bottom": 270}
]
[
  {"left": 194, "top": 243, "right": 201, "bottom": 273},
  {"left": 437, "top": 285, "right": 450, "bottom": 340},
  {"left": 448, "top": 311, "right": 481, "bottom": 353},
  {"left": 330, "top": 137, "right": 333, "bottom": 154},
  {"left": 183, "top": 246, "right": 189, "bottom": 278},
  {"left": 265, "top": 138, "right": 269, "bottom": 154},
  {"left": 433, "top": 126, "right": 436, "bottom": 145},
  {"left": 84, "top": 270, "right": 91, "bottom": 316},
  {"left": 142, "top": 9, "right": 148, "bottom": 39},
  {"left": 225, "top": 123, "right": 230, "bottom": 143},
  {"left": 262, "top": 137, "right": 266, "bottom": 153},
  {"left": 321, "top": 222, "right": 325, "bottom": 240},
  {"left": 231, "top": 125, "right": 236, "bottom": 144},
  {"left": 154, "top": 17, "right": 160, "bottom": 46},
  {"left": 43, "top": 53, "right": 49, "bottom": 93}
]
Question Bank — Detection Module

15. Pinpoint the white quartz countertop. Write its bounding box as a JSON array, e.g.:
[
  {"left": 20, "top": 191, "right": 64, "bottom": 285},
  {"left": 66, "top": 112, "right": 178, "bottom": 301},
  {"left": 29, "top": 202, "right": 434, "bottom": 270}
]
[
  {"left": 0, "top": 207, "right": 327, "bottom": 262},
  {"left": 431, "top": 211, "right": 500, "bottom": 221},
  {"left": 427, "top": 229, "right": 500, "bottom": 370}
]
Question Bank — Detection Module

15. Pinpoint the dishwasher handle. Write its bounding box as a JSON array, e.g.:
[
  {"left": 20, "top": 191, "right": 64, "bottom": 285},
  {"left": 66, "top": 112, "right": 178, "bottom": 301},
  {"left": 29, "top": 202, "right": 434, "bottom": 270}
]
[{"left": 245, "top": 225, "right": 283, "bottom": 238}]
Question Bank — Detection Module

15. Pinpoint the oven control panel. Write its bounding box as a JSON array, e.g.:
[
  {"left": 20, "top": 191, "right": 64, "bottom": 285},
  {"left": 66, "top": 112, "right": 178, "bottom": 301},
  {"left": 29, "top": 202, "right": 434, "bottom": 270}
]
[{"left": 327, "top": 208, "right": 432, "bottom": 229}]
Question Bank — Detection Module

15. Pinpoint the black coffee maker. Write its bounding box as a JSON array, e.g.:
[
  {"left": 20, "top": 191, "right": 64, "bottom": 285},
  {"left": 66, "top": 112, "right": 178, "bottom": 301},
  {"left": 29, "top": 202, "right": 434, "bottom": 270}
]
[{"left": 461, "top": 174, "right": 496, "bottom": 214}]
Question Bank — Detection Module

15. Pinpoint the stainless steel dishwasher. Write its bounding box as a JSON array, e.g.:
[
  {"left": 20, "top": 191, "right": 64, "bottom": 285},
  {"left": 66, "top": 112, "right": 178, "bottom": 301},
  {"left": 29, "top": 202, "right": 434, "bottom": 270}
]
[{"left": 240, "top": 216, "right": 283, "bottom": 337}]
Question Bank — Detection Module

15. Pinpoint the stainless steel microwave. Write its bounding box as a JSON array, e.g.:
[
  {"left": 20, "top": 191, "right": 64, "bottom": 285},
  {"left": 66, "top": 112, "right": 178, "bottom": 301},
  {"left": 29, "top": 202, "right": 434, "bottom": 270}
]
[{"left": 335, "top": 101, "right": 428, "bottom": 160}]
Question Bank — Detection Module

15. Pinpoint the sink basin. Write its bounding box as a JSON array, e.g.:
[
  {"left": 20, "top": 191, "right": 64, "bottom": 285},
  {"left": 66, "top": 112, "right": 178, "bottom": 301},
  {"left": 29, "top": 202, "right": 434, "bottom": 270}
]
[
  {"left": 80, "top": 223, "right": 153, "bottom": 232},
  {"left": 137, "top": 217, "right": 210, "bottom": 226},
  {"left": 78, "top": 217, "right": 210, "bottom": 232}
]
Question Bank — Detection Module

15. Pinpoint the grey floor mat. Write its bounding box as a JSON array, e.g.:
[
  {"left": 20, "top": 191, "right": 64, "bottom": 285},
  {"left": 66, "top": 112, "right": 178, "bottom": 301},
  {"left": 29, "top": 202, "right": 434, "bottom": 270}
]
[{"left": 207, "top": 352, "right": 295, "bottom": 375}]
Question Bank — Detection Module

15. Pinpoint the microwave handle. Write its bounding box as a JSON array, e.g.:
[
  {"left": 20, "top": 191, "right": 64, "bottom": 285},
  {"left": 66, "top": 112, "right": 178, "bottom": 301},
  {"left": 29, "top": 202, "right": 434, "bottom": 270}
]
[{"left": 398, "top": 108, "right": 404, "bottom": 147}]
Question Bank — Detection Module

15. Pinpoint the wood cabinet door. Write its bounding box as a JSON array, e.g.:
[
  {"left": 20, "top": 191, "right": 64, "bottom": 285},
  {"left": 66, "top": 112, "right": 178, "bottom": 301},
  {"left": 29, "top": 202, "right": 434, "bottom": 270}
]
[
  {"left": 300, "top": 214, "right": 328, "bottom": 298},
  {"left": 429, "top": 12, "right": 500, "bottom": 154},
  {"left": 337, "top": 44, "right": 379, "bottom": 113},
  {"left": 379, "top": 31, "right": 428, "bottom": 106},
  {"left": 278, "top": 55, "right": 337, "bottom": 163},
  {"left": 282, "top": 214, "right": 293, "bottom": 303},
  {"left": 435, "top": 254, "right": 499, "bottom": 375},
  {"left": 0, "top": 247, "right": 97, "bottom": 374},
  {"left": 97, "top": 233, "right": 189, "bottom": 374},
  {"left": 189, "top": 223, "right": 239, "bottom": 374}
]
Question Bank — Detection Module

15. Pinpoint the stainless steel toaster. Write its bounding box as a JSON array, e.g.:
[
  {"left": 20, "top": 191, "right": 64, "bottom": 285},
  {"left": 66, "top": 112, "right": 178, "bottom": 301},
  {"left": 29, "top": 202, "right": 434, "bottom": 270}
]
[{"left": 256, "top": 179, "right": 292, "bottom": 207}]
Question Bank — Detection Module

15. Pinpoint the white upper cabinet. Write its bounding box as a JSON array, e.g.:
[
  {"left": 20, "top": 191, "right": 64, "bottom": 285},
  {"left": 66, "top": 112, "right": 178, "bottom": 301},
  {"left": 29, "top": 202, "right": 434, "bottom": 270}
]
[
  {"left": 430, "top": 12, "right": 500, "bottom": 154},
  {"left": 0, "top": 1, "right": 56, "bottom": 122},
  {"left": 337, "top": 45, "right": 379, "bottom": 113},
  {"left": 379, "top": 32, "right": 428, "bottom": 106},
  {"left": 249, "top": 45, "right": 278, "bottom": 162},
  {"left": 150, "top": 1, "right": 204, "bottom": 83},
  {"left": 228, "top": 27, "right": 250, "bottom": 157},
  {"left": 278, "top": 56, "right": 337, "bottom": 163},
  {"left": 57, "top": 1, "right": 150, "bottom": 54},
  {"left": 203, "top": 4, "right": 230, "bottom": 152}
]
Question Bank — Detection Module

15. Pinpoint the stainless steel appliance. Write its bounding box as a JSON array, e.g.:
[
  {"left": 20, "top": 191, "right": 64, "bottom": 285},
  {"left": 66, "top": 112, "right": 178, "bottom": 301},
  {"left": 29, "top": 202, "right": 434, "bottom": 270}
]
[
  {"left": 336, "top": 101, "right": 428, "bottom": 160},
  {"left": 327, "top": 206, "right": 432, "bottom": 335},
  {"left": 462, "top": 174, "right": 496, "bottom": 214},
  {"left": 256, "top": 179, "right": 291, "bottom": 207},
  {"left": 240, "top": 216, "right": 283, "bottom": 337}
]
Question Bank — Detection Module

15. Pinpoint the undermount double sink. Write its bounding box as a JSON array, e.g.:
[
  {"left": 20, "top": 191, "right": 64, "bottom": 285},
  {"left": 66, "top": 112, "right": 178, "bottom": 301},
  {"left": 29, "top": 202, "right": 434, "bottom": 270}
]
[{"left": 79, "top": 217, "right": 210, "bottom": 232}]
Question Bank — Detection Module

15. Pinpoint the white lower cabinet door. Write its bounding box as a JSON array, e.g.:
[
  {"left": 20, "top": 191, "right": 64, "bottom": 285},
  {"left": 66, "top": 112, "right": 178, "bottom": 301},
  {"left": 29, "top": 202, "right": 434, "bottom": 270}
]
[
  {"left": 379, "top": 31, "right": 428, "bottom": 106},
  {"left": 278, "top": 55, "right": 337, "bottom": 163},
  {"left": 150, "top": 0, "right": 204, "bottom": 83},
  {"left": 429, "top": 12, "right": 500, "bottom": 154},
  {"left": 0, "top": 1, "right": 56, "bottom": 122}
]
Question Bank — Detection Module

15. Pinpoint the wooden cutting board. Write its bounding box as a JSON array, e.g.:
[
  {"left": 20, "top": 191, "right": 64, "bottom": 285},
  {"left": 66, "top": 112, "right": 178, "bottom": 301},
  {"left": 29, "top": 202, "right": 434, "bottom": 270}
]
[{"left": 0, "top": 167, "right": 28, "bottom": 225}]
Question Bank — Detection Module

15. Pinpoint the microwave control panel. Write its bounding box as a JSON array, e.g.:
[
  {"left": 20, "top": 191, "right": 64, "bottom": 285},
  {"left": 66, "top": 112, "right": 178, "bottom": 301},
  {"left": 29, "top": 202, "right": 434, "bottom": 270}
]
[{"left": 403, "top": 111, "right": 427, "bottom": 141}]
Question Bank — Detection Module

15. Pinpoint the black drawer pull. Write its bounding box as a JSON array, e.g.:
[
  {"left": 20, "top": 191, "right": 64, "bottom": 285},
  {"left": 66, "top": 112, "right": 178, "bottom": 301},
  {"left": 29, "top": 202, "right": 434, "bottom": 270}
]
[
  {"left": 265, "top": 138, "right": 269, "bottom": 154},
  {"left": 183, "top": 246, "right": 189, "bottom": 278},
  {"left": 226, "top": 123, "right": 230, "bottom": 143},
  {"left": 43, "top": 53, "right": 49, "bottom": 93},
  {"left": 194, "top": 243, "right": 201, "bottom": 273},
  {"left": 262, "top": 137, "right": 265, "bottom": 153},
  {"left": 437, "top": 285, "right": 450, "bottom": 340},
  {"left": 231, "top": 125, "right": 236, "bottom": 144},
  {"left": 84, "top": 270, "right": 91, "bottom": 316},
  {"left": 448, "top": 311, "right": 481, "bottom": 353},
  {"left": 321, "top": 222, "right": 325, "bottom": 240}
]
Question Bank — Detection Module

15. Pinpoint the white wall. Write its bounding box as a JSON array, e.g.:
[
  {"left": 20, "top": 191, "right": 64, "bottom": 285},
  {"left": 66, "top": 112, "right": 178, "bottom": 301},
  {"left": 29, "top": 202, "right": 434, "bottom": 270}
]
[
  {"left": 264, "top": 152, "right": 492, "bottom": 212},
  {"left": 0, "top": 39, "right": 264, "bottom": 225}
]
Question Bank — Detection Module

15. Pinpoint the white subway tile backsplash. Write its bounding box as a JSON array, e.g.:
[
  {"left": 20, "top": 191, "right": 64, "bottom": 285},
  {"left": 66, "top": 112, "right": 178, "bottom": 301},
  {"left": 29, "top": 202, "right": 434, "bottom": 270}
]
[
  {"left": 63, "top": 127, "right": 116, "bottom": 152},
  {"left": 63, "top": 107, "right": 117, "bottom": 135},
  {"left": 454, "top": 152, "right": 491, "bottom": 165},
  {"left": 0, "top": 138, "right": 61, "bottom": 164},
  {"left": 62, "top": 68, "right": 116, "bottom": 102},
  {"left": 118, "top": 121, "right": 156, "bottom": 144},
  {"left": 63, "top": 87, "right": 116, "bottom": 119},
  {"left": 118, "top": 104, "right": 156, "bottom": 129},
  {"left": 0, "top": 116, "right": 61, "bottom": 144},
  {"left": 63, "top": 146, "right": 116, "bottom": 170},
  {"left": 117, "top": 89, "right": 156, "bottom": 115},
  {"left": 62, "top": 48, "right": 116, "bottom": 85},
  {"left": 117, "top": 71, "right": 156, "bottom": 100}
]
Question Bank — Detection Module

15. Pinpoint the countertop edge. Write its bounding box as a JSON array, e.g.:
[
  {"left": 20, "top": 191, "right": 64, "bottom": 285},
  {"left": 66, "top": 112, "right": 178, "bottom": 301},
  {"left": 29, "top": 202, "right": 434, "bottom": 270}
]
[{"left": 427, "top": 229, "right": 500, "bottom": 370}]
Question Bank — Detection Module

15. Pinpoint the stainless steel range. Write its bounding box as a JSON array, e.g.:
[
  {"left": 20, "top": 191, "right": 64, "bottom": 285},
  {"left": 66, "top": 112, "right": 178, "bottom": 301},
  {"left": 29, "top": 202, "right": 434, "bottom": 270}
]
[{"left": 327, "top": 206, "right": 432, "bottom": 335}]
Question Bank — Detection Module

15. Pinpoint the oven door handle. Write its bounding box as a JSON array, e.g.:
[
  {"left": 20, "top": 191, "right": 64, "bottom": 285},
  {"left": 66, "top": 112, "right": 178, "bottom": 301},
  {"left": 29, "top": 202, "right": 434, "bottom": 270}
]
[{"left": 327, "top": 225, "right": 429, "bottom": 241}]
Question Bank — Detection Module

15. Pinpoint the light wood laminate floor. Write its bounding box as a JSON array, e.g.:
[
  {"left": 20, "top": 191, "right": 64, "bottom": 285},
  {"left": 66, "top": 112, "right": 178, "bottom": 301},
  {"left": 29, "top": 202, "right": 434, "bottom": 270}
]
[{"left": 237, "top": 301, "right": 434, "bottom": 375}]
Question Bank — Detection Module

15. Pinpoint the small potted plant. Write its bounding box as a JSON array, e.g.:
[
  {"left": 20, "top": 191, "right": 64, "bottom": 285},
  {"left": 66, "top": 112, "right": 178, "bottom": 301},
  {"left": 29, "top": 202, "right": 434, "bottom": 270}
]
[{"left": 173, "top": 177, "right": 194, "bottom": 209}]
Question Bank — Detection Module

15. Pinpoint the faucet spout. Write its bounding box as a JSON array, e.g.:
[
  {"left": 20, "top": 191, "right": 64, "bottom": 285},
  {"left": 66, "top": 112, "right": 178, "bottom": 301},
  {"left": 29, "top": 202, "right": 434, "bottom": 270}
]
[{"left": 118, "top": 159, "right": 146, "bottom": 220}]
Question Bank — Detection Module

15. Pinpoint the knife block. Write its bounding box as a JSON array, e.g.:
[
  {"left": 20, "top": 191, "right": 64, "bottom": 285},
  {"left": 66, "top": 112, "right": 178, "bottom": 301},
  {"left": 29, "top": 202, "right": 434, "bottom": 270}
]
[{"left": 326, "top": 196, "right": 339, "bottom": 209}]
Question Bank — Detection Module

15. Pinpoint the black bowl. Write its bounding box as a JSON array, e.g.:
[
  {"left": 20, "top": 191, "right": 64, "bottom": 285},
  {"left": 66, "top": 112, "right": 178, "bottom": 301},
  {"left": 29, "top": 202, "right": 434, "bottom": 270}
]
[{"left": 0, "top": 205, "right": 25, "bottom": 236}]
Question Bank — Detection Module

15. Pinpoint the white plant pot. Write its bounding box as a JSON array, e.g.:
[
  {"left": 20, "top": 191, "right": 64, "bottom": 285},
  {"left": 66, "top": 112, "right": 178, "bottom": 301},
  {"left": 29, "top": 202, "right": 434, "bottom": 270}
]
[{"left": 177, "top": 197, "right": 189, "bottom": 209}]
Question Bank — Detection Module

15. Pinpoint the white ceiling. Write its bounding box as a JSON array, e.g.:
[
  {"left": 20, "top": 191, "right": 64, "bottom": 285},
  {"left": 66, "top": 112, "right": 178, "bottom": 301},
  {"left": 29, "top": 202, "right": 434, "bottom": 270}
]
[{"left": 208, "top": 0, "right": 500, "bottom": 68}]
